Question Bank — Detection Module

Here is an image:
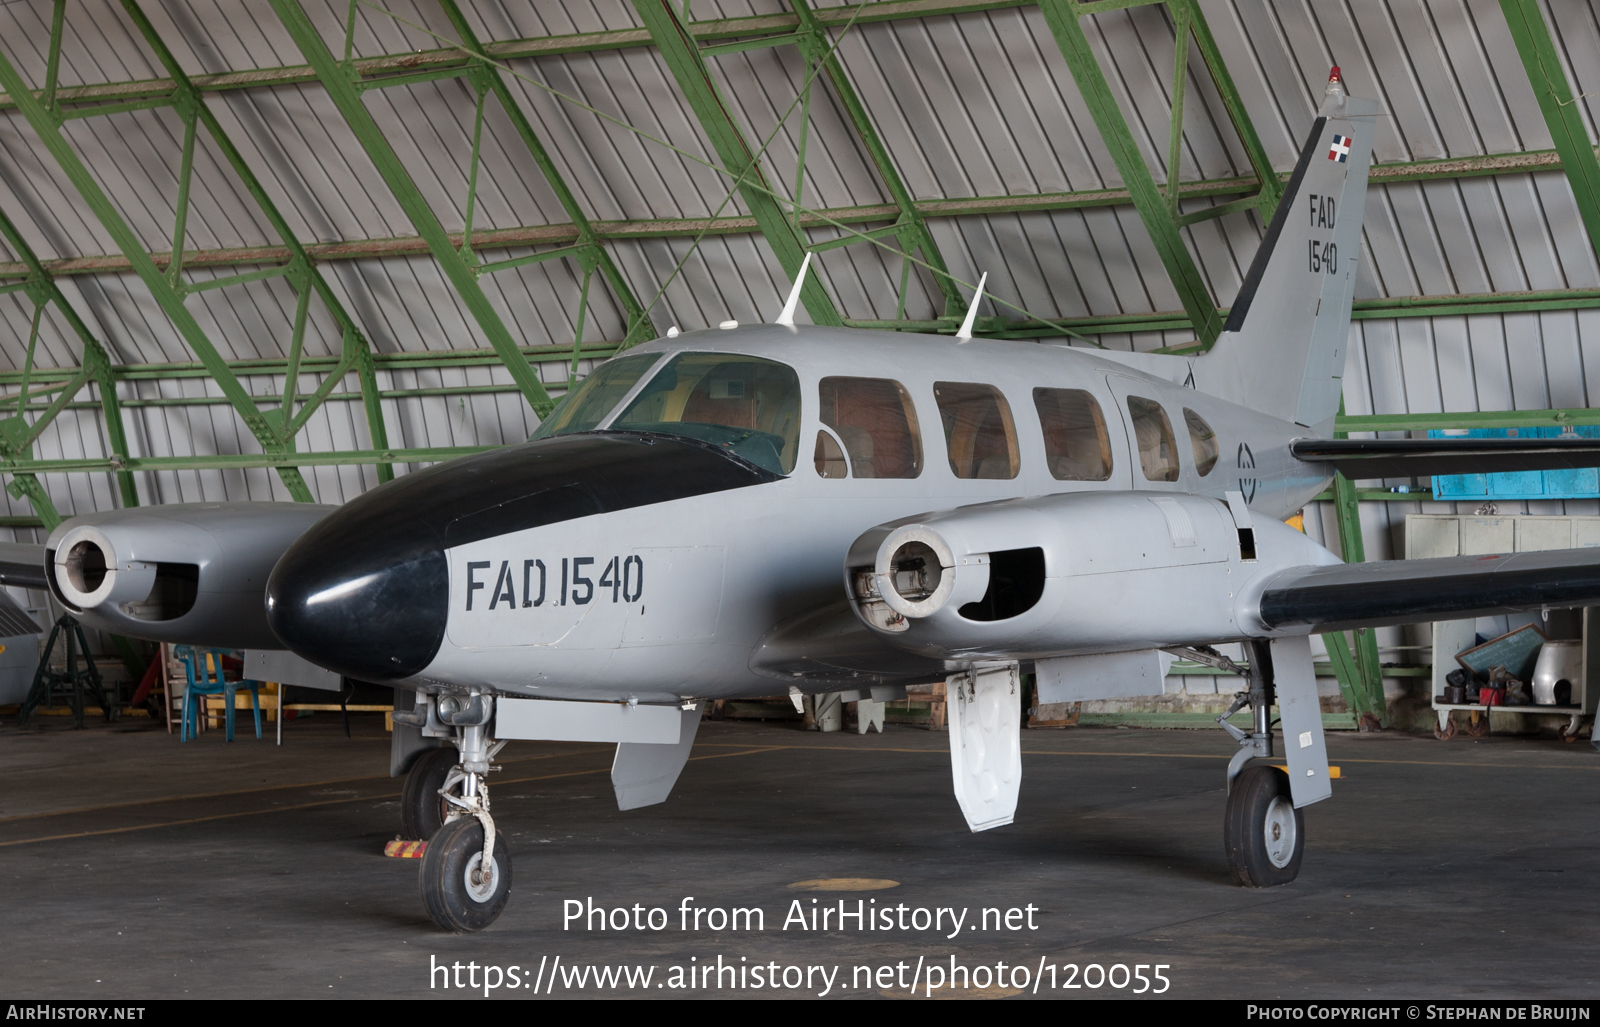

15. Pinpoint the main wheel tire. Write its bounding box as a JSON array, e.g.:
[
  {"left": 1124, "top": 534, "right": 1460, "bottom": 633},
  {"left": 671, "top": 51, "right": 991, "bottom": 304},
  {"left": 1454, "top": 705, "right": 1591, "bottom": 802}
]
[
  {"left": 419, "top": 817, "right": 512, "bottom": 933},
  {"left": 400, "top": 746, "right": 457, "bottom": 840},
  {"left": 1225, "top": 765, "right": 1304, "bottom": 887}
]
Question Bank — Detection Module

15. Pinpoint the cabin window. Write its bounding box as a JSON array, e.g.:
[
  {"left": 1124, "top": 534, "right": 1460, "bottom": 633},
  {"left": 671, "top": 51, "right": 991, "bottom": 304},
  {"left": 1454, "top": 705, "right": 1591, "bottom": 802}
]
[
  {"left": 1033, "top": 387, "right": 1112, "bottom": 481},
  {"left": 1185, "top": 408, "right": 1219, "bottom": 477},
  {"left": 934, "top": 382, "right": 1019, "bottom": 479},
  {"left": 817, "top": 377, "right": 923, "bottom": 479},
  {"left": 611, "top": 352, "right": 802, "bottom": 474},
  {"left": 529, "top": 352, "right": 661, "bottom": 440},
  {"left": 1127, "top": 396, "right": 1180, "bottom": 482},
  {"left": 814, "top": 430, "right": 848, "bottom": 478}
]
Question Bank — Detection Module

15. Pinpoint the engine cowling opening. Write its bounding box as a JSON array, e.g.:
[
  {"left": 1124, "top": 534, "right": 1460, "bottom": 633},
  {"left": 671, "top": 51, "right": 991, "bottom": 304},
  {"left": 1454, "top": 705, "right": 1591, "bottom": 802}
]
[
  {"left": 120, "top": 562, "right": 200, "bottom": 621},
  {"left": 887, "top": 541, "right": 943, "bottom": 603},
  {"left": 958, "top": 547, "right": 1045, "bottom": 622},
  {"left": 64, "top": 540, "right": 108, "bottom": 595}
]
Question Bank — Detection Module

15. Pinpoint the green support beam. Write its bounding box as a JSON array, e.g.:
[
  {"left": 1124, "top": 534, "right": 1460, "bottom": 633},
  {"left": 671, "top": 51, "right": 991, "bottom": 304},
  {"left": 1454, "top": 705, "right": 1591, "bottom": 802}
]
[
  {"left": 0, "top": 342, "right": 612, "bottom": 386},
  {"left": 1320, "top": 401, "right": 1388, "bottom": 727},
  {"left": 1179, "top": 0, "right": 1282, "bottom": 222},
  {"left": 1035, "top": 0, "right": 1224, "bottom": 346},
  {"left": 4, "top": 0, "right": 1600, "bottom": 499},
  {"left": 1338, "top": 405, "right": 1600, "bottom": 433},
  {"left": 1, "top": 447, "right": 495, "bottom": 475},
  {"left": 118, "top": 0, "right": 396, "bottom": 482},
  {"left": 0, "top": 149, "right": 1580, "bottom": 280},
  {"left": 0, "top": 2, "right": 1028, "bottom": 115},
  {"left": 0, "top": 45, "right": 317, "bottom": 502},
  {"left": 6, "top": 473, "right": 61, "bottom": 531},
  {"left": 632, "top": 0, "right": 841, "bottom": 326},
  {"left": 435, "top": 0, "right": 653, "bottom": 346},
  {"left": 786, "top": 0, "right": 965, "bottom": 315},
  {"left": 1501, "top": 0, "right": 1600, "bottom": 270},
  {"left": 1321, "top": 479, "right": 1387, "bottom": 728},
  {"left": 269, "top": 0, "right": 556, "bottom": 416},
  {"left": 0, "top": 211, "right": 137, "bottom": 509}
]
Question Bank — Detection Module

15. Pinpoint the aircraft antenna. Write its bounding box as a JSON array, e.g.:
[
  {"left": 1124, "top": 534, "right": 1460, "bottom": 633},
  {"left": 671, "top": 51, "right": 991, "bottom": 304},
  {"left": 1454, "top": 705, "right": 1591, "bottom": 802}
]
[
  {"left": 775, "top": 251, "right": 813, "bottom": 327},
  {"left": 954, "top": 272, "right": 988, "bottom": 342}
]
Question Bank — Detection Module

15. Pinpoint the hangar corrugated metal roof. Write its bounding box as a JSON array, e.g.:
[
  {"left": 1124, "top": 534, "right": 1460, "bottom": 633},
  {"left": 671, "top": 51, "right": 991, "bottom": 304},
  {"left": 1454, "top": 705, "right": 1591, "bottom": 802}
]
[{"left": 0, "top": 0, "right": 1596, "bottom": 557}]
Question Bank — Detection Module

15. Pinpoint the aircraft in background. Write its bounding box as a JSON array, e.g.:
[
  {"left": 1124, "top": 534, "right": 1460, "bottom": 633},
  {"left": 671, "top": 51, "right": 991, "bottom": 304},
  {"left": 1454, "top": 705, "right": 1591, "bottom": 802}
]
[{"left": 14, "top": 70, "right": 1600, "bottom": 932}]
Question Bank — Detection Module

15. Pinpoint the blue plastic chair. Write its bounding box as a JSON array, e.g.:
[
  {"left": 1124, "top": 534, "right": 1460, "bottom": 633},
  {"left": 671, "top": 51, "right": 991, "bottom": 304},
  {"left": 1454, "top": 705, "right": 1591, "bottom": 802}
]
[{"left": 175, "top": 645, "right": 262, "bottom": 742}]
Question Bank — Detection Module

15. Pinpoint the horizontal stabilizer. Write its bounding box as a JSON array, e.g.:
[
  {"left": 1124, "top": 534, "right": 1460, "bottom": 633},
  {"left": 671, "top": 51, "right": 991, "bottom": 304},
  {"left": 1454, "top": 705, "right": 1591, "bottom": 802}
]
[
  {"left": 1259, "top": 548, "right": 1600, "bottom": 632},
  {"left": 1290, "top": 437, "right": 1600, "bottom": 480},
  {"left": 0, "top": 542, "right": 48, "bottom": 591},
  {"left": 0, "top": 590, "right": 41, "bottom": 637}
]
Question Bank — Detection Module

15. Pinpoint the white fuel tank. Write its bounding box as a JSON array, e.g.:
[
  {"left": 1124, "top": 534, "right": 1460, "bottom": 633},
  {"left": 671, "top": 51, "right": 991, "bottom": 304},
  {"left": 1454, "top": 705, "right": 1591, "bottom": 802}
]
[{"left": 844, "top": 491, "right": 1339, "bottom": 661}]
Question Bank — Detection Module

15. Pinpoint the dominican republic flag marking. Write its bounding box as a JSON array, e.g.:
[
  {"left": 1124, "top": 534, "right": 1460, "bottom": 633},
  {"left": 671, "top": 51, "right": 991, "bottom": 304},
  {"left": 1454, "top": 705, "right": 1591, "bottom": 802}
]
[{"left": 1327, "top": 134, "right": 1351, "bottom": 162}]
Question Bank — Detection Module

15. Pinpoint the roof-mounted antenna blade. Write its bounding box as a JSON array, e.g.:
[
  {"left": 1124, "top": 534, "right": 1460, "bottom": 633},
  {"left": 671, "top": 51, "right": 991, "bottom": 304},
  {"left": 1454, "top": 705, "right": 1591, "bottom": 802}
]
[
  {"left": 954, "top": 271, "right": 987, "bottom": 342},
  {"left": 775, "top": 251, "right": 813, "bottom": 327}
]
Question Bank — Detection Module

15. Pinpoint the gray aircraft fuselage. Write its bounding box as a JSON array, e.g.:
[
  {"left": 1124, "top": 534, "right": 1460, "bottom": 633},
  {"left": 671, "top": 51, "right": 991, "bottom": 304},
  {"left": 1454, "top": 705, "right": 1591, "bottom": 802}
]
[{"left": 265, "top": 323, "right": 1335, "bottom": 704}]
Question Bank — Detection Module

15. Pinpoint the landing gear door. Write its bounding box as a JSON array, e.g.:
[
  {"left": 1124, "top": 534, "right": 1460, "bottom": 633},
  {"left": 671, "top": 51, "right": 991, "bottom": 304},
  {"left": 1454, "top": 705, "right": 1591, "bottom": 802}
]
[
  {"left": 947, "top": 664, "right": 1022, "bottom": 832},
  {"left": 1272, "top": 635, "right": 1333, "bottom": 807}
]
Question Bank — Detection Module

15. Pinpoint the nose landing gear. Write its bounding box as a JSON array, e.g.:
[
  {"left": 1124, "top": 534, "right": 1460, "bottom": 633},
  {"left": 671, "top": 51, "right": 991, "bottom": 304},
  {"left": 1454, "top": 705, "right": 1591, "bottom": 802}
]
[
  {"left": 401, "top": 692, "right": 513, "bottom": 932},
  {"left": 420, "top": 809, "right": 513, "bottom": 932},
  {"left": 400, "top": 746, "right": 456, "bottom": 841}
]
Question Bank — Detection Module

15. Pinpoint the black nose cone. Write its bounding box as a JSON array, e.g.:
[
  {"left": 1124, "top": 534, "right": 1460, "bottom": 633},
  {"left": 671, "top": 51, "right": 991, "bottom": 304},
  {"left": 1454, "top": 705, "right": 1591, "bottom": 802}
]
[
  {"left": 266, "top": 431, "right": 784, "bottom": 680},
  {"left": 267, "top": 509, "right": 448, "bottom": 682}
]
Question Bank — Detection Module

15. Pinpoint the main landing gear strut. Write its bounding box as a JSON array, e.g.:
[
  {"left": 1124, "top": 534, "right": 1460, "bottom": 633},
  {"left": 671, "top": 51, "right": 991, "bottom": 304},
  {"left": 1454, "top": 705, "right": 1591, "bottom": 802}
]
[
  {"left": 1181, "top": 641, "right": 1306, "bottom": 887},
  {"left": 397, "top": 692, "right": 513, "bottom": 932}
]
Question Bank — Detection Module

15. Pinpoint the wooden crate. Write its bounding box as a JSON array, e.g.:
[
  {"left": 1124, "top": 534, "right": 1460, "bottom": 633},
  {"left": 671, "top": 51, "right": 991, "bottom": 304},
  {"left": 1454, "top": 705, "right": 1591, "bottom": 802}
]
[{"left": 884, "top": 681, "right": 946, "bottom": 731}]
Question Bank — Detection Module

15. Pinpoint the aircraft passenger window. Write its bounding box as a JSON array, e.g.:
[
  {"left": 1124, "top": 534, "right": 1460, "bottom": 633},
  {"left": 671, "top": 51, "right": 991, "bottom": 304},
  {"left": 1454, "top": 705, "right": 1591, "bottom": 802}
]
[
  {"left": 1127, "top": 396, "right": 1180, "bottom": 482},
  {"left": 817, "top": 377, "right": 922, "bottom": 479},
  {"left": 1185, "top": 408, "right": 1219, "bottom": 477},
  {"left": 528, "top": 352, "right": 661, "bottom": 440},
  {"left": 611, "top": 352, "right": 801, "bottom": 474},
  {"left": 1033, "top": 387, "right": 1112, "bottom": 481},
  {"left": 814, "top": 430, "right": 848, "bottom": 478},
  {"left": 934, "top": 382, "right": 1018, "bottom": 479}
]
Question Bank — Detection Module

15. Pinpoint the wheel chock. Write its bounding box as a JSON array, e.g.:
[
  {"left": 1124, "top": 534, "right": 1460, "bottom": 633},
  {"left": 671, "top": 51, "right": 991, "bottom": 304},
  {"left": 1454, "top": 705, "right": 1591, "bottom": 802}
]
[
  {"left": 384, "top": 839, "right": 428, "bottom": 858},
  {"left": 1271, "top": 765, "right": 1340, "bottom": 779}
]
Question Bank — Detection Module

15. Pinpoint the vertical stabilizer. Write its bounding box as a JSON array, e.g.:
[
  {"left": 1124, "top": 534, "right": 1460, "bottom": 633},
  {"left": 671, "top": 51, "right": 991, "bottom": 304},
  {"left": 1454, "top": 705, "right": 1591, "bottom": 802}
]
[{"left": 1197, "top": 70, "right": 1377, "bottom": 435}]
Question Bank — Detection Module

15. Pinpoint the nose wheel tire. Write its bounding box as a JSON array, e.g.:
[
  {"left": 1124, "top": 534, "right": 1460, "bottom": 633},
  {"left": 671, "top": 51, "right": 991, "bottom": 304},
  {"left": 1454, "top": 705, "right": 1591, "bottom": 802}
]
[
  {"left": 420, "top": 817, "right": 512, "bottom": 932},
  {"left": 1225, "top": 765, "right": 1304, "bottom": 887},
  {"left": 400, "top": 746, "right": 457, "bottom": 840}
]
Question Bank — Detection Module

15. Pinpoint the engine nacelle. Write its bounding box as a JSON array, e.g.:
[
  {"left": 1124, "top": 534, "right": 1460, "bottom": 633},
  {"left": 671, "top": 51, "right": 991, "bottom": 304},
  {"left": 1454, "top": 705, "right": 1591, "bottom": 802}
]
[
  {"left": 47, "top": 503, "right": 334, "bottom": 649},
  {"left": 845, "top": 491, "right": 1339, "bottom": 661}
]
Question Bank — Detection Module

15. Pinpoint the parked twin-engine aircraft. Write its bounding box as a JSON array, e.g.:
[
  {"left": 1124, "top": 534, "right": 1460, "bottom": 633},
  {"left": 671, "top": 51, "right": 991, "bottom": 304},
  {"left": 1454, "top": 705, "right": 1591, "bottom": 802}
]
[{"left": 15, "top": 71, "right": 1600, "bottom": 931}]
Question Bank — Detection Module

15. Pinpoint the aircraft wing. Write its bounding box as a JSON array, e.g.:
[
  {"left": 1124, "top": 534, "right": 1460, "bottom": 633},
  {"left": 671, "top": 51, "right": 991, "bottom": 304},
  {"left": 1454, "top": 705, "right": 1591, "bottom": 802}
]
[
  {"left": 1257, "top": 548, "right": 1600, "bottom": 632},
  {"left": 0, "top": 542, "right": 48, "bottom": 591},
  {"left": 1290, "top": 437, "right": 1600, "bottom": 479},
  {"left": 751, "top": 598, "right": 947, "bottom": 687}
]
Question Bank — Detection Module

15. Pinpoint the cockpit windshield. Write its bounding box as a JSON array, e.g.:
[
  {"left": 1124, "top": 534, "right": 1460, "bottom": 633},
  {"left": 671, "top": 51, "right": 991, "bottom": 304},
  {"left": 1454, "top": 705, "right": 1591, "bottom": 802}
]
[
  {"left": 529, "top": 352, "right": 661, "bottom": 441},
  {"left": 610, "top": 352, "right": 801, "bottom": 475}
]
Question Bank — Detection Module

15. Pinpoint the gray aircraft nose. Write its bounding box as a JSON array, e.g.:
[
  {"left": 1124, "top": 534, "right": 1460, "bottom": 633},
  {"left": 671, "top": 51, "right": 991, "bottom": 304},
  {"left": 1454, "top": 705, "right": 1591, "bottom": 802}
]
[{"left": 266, "top": 431, "right": 783, "bottom": 681}]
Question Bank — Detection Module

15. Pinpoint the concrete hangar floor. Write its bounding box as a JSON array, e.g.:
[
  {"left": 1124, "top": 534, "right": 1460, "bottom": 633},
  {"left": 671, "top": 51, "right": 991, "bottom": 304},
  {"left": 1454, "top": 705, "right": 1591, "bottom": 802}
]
[{"left": 1, "top": 713, "right": 1596, "bottom": 1000}]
